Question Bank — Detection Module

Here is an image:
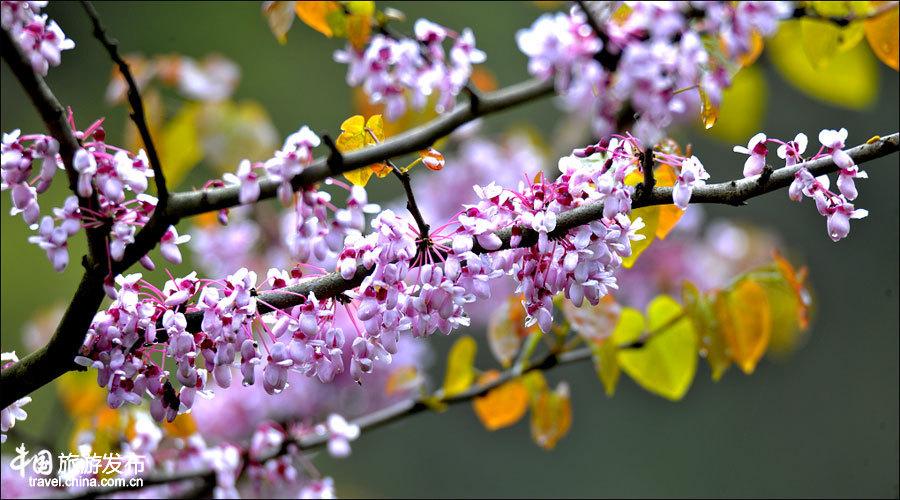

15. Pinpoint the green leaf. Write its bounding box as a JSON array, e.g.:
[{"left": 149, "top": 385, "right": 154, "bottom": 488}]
[
  {"left": 443, "top": 335, "right": 477, "bottom": 397},
  {"left": 617, "top": 295, "right": 697, "bottom": 401},
  {"left": 768, "top": 20, "right": 878, "bottom": 109},
  {"left": 682, "top": 282, "right": 731, "bottom": 381}
]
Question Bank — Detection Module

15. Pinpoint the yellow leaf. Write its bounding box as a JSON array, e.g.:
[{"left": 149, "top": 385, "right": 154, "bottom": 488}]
[
  {"left": 530, "top": 382, "right": 572, "bottom": 450},
  {"left": 56, "top": 370, "right": 108, "bottom": 418},
  {"left": 683, "top": 282, "right": 731, "bottom": 381},
  {"left": 472, "top": 371, "right": 529, "bottom": 431},
  {"left": 589, "top": 307, "right": 644, "bottom": 396},
  {"left": 338, "top": 114, "right": 389, "bottom": 186},
  {"left": 158, "top": 103, "right": 203, "bottom": 188},
  {"left": 262, "top": 1, "right": 297, "bottom": 44},
  {"left": 768, "top": 20, "right": 878, "bottom": 109},
  {"left": 591, "top": 340, "right": 620, "bottom": 397},
  {"left": 705, "top": 65, "right": 767, "bottom": 145},
  {"left": 617, "top": 295, "right": 697, "bottom": 401},
  {"left": 864, "top": 3, "right": 900, "bottom": 70},
  {"left": 385, "top": 366, "right": 423, "bottom": 396},
  {"left": 295, "top": 1, "right": 339, "bottom": 37},
  {"left": 698, "top": 87, "right": 718, "bottom": 130},
  {"left": 715, "top": 279, "right": 771, "bottom": 374},
  {"left": 443, "top": 335, "right": 477, "bottom": 396},
  {"left": 622, "top": 207, "right": 659, "bottom": 268},
  {"left": 162, "top": 413, "right": 198, "bottom": 438},
  {"left": 653, "top": 163, "right": 684, "bottom": 239}
]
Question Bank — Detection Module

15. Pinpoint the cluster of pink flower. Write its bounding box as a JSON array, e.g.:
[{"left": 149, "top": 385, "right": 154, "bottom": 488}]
[
  {"left": 218, "top": 127, "right": 380, "bottom": 269},
  {"left": 516, "top": 2, "right": 792, "bottom": 143},
  {"left": 732, "top": 128, "right": 869, "bottom": 241},
  {"left": 2, "top": 117, "right": 189, "bottom": 273},
  {"left": 1, "top": 1, "right": 74, "bottom": 76},
  {"left": 334, "top": 18, "right": 485, "bottom": 120}
]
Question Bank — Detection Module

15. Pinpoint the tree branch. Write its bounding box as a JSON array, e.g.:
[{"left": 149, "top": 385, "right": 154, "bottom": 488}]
[
  {"left": 79, "top": 0, "right": 168, "bottom": 204},
  {"left": 2, "top": 130, "right": 897, "bottom": 409},
  {"left": 162, "top": 77, "right": 555, "bottom": 220}
]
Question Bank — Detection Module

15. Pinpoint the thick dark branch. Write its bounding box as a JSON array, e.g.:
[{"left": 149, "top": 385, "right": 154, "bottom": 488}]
[
  {"left": 80, "top": 0, "right": 168, "bottom": 204},
  {"left": 162, "top": 77, "right": 556, "bottom": 219}
]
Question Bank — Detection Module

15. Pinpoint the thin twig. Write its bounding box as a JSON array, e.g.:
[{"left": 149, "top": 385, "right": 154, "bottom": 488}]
[{"left": 79, "top": 0, "right": 168, "bottom": 204}]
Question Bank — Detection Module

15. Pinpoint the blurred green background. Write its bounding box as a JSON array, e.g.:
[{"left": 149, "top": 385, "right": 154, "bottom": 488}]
[{"left": 1, "top": 2, "right": 898, "bottom": 498}]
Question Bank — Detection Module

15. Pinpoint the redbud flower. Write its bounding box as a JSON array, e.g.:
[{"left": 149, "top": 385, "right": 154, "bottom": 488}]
[
  {"left": 323, "top": 414, "right": 360, "bottom": 458},
  {"left": 223, "top": 159, "right": 260, "bottom": 205},
  {"left": 300, "top": 477, "right": 336, "bottom": 499},
  {"left": 776, "top": 133, "right": 807, "bottom": 167},
  {"left": 673, "top": 156, "right": 709, "bottom": 210},
  {"left": 734, "top": 132, "right": 768, "bottom": 177}
]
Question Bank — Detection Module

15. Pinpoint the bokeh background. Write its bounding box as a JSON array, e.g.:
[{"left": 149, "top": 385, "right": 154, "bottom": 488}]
[{"left": 1, "top": 2, "right": 898, "bottom": 498}]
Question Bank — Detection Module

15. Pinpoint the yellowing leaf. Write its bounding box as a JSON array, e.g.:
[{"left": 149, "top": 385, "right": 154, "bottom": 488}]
[
  {"left": 562, "top": 294, "right": 620, "bottom": 345},
  {"left": 622, "top": 207, "right": 660, "bottom": 268},
  {"left": 698, "top": 87, "right": 718, "bottom": 130},
  {"left": 487, "top": 298, "right": 525, "bottom": 368},
  {"left": 768, "top": 20, "right": 878, "bottom": 109},
  {"left": 57, "top": 370, "right": 108, "bottom": 418},
  {"left": 521, "top": 370, "right": 549, "bottom": 405},
  {"left": 159, "top": 103, "right": 203, "bottom": 188},
  {"left": 653, "top": 163, "right": 684, "bottom": 239},
  {"left": 864, "top": 3, "right": 900, "bottom": 70},
  {"left": 419, "top": 148, "right": 445, "bottom": 171},
  {"left": 715, "top": 279, "right": 771, "bottom": 374},
  {"left": 530, "top": 382, "right": 572, "bottom": 450},
  {"left": 262, "top": 1, "right": 297, "bottom": 44},
  {"left": 682, "top": 282, "right": 731, "bottom": 381},
  {"left": 472, "top": 371, "right": 529, "bottom": 431},
  {"left": 295, "top": 1, "right": 339, "bottom": 37},
  {"left": 162, "top": 413, "right": 198, "bottom": 438},
  {"left": 706, "top": 64, "right": 768, "bottom": 144},
  {"left": 739, "top": 30, "right": 765, "bottom": 67},
  {"left": 346, "top": 13, "right": 372, "bottom": 50},
  {"left": 443, "top": 335, "right": 477, "bottom": 396},
  {"left": 385, "top": 366, "right": 423, "bottom": 396},
  {"left": 617, "top": 295, "right": 697, "bottom": 401}
]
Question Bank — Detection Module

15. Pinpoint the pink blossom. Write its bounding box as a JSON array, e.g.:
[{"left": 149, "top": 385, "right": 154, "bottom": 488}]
[{"left": 734, "top": 132, "right": 768, "bottom": 177}]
